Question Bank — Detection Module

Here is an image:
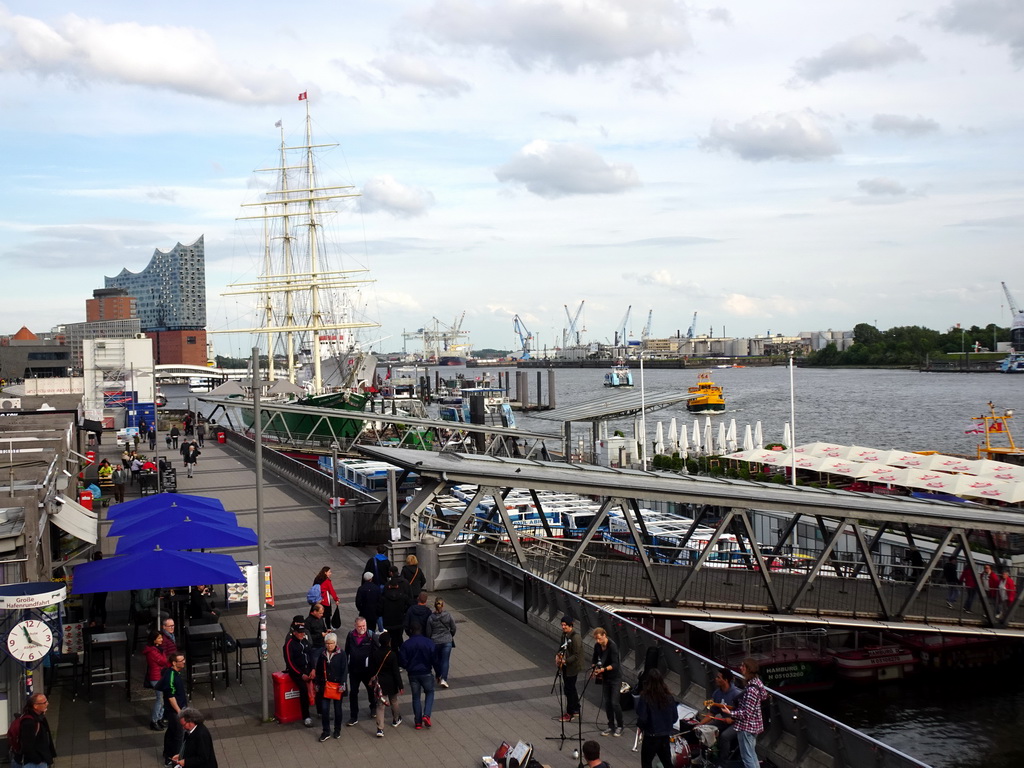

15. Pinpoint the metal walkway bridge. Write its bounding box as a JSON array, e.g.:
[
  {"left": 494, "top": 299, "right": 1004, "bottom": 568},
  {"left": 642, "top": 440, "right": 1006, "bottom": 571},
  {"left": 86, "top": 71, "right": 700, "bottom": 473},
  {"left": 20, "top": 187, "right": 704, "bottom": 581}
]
[{"left": 361, "top": 445, "right": 1024, "bottom": 638}]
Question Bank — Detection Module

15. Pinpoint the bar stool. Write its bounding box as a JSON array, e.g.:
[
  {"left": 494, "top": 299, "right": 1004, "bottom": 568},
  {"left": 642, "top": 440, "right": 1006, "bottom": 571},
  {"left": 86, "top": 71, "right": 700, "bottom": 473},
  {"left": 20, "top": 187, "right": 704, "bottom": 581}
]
[{"left": 235, "top": 633, "right": 261, "bottom": 683}]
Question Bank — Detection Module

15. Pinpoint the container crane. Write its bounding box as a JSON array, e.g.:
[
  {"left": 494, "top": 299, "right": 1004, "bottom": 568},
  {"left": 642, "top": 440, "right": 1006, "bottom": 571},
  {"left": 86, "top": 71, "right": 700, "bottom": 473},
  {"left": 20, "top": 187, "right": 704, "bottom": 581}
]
[
  {"left": 512, "top": 314, "right": 533, "bottom": 360},
  {"left": 686, "top": 311, "right": 698, "bottom": 338},
  {"left": 563, "top": 300, "right": 586, "bottom": 347},
  {"left": 1003, "top": 282, "right": 1020, "bottom": 315}
]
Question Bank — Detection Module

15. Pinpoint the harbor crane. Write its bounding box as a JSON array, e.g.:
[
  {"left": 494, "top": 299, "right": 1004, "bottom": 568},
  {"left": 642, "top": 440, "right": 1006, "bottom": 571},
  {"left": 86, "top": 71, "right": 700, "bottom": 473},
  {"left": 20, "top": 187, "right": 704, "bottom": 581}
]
[
  {"left": 615, "top": 305, "right": 632, "bottom": 346},
  {"left": 512, "top": 314, "right": 533, "bottom": 360},
  {"left": 563, "top": 300, "right": 586, "bottom": 347},
  {"left": 686, "top": 311, "right": 698, "bottom": 338},
  {"left": 1003, "top": 282, "right": 1021, "bottom": 316},
  {"left": 641, "top": 309, "right": 653, "bottom": 340}
]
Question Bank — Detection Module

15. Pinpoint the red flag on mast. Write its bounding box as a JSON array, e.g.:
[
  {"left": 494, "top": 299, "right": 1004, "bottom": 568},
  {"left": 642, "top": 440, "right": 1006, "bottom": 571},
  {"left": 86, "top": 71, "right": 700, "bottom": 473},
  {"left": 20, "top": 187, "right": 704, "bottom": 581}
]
[{"left": 298, "top": 91, "right": 307, "bottom": 101}]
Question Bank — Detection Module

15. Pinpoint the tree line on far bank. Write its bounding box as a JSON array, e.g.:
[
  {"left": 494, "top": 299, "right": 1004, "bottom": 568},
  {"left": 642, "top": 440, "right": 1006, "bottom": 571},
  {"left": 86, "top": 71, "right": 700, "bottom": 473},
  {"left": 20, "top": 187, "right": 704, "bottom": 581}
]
[{"left": 805, "top": 322, "right": 1009, "bottom": 366}]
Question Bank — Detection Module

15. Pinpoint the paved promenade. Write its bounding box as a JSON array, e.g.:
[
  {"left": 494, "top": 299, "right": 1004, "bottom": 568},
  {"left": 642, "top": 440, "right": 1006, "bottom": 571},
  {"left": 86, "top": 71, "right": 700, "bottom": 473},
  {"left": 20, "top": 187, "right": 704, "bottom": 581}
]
[{"left": 53, "top": 437, "right": 645, "bottom": 768}]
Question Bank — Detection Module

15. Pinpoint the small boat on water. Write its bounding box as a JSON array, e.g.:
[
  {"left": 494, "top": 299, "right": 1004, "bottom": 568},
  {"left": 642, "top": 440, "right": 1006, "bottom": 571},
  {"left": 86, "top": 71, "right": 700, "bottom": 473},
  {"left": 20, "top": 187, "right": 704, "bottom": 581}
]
[
  {"left": 604, "top": 363, "right": 633, "bottom": 387},
  {"left": 999, "top": 351, "right": 1024, "bottom": 373},
  {"left": 829, "top": 644, "right": 917, "bottom": 683},
  {"left": 686, "top": 371, "right": 725, "bottom": 412}
]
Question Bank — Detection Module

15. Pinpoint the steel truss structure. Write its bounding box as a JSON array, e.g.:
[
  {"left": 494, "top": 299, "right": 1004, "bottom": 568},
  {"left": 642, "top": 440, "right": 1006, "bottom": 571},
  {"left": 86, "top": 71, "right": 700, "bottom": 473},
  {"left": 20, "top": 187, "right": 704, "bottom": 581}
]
[{"left": 361, "top": 445, "right": 1024, "bottom": 636}]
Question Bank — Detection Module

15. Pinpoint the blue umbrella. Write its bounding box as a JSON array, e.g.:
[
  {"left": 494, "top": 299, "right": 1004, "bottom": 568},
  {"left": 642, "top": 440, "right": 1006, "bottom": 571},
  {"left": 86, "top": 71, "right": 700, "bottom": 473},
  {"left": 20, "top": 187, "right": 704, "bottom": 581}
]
[
  {"left": 72, "top": 547, "right": 245, "bottom": 594},
  {"left": 106, "top": 493, "right": 226, "bottom": 519},
  {"left": 115, "top": 518, "right": 257, "bottom": 554},
  {"left": 108, "top": 507, "right": 238, "bottom": 537}
]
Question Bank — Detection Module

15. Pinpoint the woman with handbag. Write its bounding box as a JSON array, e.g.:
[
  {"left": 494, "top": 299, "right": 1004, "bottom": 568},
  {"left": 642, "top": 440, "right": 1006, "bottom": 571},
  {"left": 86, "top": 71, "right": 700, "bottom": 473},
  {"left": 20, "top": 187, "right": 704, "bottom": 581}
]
[
  {"left": 369, "top": 631, "right": 404, "bottom": 738},
  {"left": 313, "top": 632, "right": 348, "bottom": 742},
  {"left": 401, "top": 555, "right": 427, "bottom": 599}
]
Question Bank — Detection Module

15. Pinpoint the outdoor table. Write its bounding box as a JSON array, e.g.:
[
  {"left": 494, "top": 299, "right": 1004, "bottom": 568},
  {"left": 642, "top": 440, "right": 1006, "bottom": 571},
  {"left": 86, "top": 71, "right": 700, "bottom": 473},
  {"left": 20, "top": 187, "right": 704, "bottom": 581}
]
[
  {"left": 85, "top": 630, "right": 130, "bottom": 701},
  {"left": 184, "top": 622, "right": 229, "bottom": 699}
]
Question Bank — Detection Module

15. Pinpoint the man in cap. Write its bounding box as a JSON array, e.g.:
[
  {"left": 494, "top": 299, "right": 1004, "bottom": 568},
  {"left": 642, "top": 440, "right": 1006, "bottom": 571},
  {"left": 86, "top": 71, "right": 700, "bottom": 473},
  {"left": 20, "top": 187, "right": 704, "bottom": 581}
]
[
  {"left": 283, "top": 617, "right": 315, "bottom": 727},
  {"left": 555, "top": 615, "right": 583, "bottom": 722}
]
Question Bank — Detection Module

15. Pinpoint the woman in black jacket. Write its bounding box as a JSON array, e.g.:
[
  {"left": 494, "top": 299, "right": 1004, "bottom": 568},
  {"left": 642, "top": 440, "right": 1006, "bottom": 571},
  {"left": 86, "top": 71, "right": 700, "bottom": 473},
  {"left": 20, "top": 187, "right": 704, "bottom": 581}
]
[
  {"left": 401, "top": 555, "right": 426, "bottom": 599},
  {"left": 369, "top": 631, "right": 404, "bottom": 737},
  {"left": 635, "top": 669, "right": 678, "bottom": 768},
  {"left": 312, "top": 632, "right": 348, "bottom": 741}
]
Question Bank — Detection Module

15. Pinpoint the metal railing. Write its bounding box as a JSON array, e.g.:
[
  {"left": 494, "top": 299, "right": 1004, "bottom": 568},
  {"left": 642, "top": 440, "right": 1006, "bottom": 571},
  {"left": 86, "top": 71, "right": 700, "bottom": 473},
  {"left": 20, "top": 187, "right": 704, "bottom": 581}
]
[{"left": 465, "top": 546, "right": 930, "bottom": 768}]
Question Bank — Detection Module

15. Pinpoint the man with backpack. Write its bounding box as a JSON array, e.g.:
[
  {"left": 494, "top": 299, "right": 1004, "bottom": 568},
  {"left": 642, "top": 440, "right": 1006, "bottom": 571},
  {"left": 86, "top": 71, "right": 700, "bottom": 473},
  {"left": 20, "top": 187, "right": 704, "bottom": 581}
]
[
  {"left": 364, "top": 545, "right": 391, "bottom": 589},
  {"left": 8, "top": 693, "right": 55, "bottom": 768}
]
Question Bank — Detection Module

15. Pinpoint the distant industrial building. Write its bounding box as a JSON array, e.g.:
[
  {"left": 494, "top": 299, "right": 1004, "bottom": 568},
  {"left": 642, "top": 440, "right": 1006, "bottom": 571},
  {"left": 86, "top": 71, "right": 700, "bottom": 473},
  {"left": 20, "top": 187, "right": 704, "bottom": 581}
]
[
  {"left": 104, "top": 236, "right": 207, "bottom": 366},
  {"left": 0, "top": 327, "right": 73, "bottom": 380}
]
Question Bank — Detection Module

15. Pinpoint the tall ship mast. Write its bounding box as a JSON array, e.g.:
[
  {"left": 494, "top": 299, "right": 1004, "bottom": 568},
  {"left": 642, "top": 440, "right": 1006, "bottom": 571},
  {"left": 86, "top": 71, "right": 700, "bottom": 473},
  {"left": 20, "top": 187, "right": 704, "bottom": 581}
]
[{"left": 219, "top": 96, "right": 379, "bottom": 394}]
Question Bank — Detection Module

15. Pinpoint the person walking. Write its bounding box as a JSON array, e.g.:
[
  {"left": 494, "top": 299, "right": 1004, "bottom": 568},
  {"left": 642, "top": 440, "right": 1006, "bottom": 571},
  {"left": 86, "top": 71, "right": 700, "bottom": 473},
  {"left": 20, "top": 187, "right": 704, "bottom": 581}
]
[
  {"left": 312, "top": 566, "right": 340, "bottom": 628},
  {"left": 942, "top": 555, "right": 960, "bottom": 608},
  {"left": 312, "top": 632, "right": 348, "bottom": 742},
  {"left": 555, "top": 616, "right": 582, "bottom": 722},
  {"left": 399, "top": 622, "right": 436, "bottom": 730},
  {"left": 380, "top": 572, "right": 411, "bottom": 647},
  {"left": 171, "top": 707, "right": 217, "bottom": 768},
  {"left": 404, "top": 591, "right": 432, "bottom": 640},
  {"left": 148, "top": 426, "right": 157, "bottom": 451},
  {"left": 169, "top": 425, "right": 180, "bottom": 450},
  {"left": 283, "top": 619, "right": 315, "bottom": 728},
  {"left": 111, "top": 464, "right": 127, "bottom": 504},
  {"left": 401, "top": 555, "right": 426, "bottom": 599},
  {"left": 370, "top": 631, "right": 404, "bottom": 737},
  {"left": 157, "top": 653, "right": 188, "bottom": 767},
  {"left": 182, "top": 441, "right": 201, "bottom": 479},
  {"left": 196, "top": 422, "right": 206, "bottom": 448},
  {"left": 344, "top": 617, "right": 377, "bottom": 726},
  {"left": 426, "top": 597, "right": 456, "bottom": 688},
  {"left": 998, "top": 569, "right": 1017, "bottom": 620},
  {"left": 142, "top": 631, "right": 170, "bottom": 731},
  {"left": 355, "top": 571, "right": 382, "bottom": 632},
  {"left": 635, "top": 669, "right": 678, "bottom": 768},
  {"left": 15, "top": 693, "right": 56, "bottom": 768},
  {"left": 590, "top": 627, "right": 623, "bottom": 737},
  {"left": 719, "top": 658, "right": 769, "bottom": 768},
  {"left": 364, "top": 545, "right": 391, "bottom": 589},
  {"left": 961, "top": 564, "right": 979, "bottom": 612}
]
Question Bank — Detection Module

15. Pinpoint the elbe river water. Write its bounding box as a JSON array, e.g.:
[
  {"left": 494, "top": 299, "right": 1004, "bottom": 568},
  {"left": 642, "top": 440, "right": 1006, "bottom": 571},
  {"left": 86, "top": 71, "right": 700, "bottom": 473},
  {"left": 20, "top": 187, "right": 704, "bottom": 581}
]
[{"left": 185, "top": 365, "right": 1024, "bottom": 767}]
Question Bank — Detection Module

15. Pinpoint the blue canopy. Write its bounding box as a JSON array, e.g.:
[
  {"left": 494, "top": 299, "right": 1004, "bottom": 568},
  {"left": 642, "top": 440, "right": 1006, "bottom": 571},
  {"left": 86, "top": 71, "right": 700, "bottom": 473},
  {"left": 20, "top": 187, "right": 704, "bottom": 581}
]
[
  {"left": 115, "top": 518, "right": 257, "bottom": 554},
  {"left": 108, "top": 507, "right": 238, "bottom": 537},
  {"left": 106, "top": 493, "right": 226, "bottom": 519},
  {"left": 72, "top": 547, "right": 245, "bottom": 594}
]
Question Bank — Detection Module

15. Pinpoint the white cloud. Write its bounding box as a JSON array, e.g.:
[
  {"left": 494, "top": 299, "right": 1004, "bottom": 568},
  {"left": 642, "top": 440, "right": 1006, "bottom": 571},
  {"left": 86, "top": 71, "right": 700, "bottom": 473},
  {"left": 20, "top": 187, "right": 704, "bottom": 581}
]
[
  {"left": 857, "top": 177, "right": 908, "bottom": 196},
  {"left": 700, "top": 112, "right": 841, "bottom": 162},
  {"left": 369, "top": 54, "right": 471, "bottom": 97},
  {"left": 871, "top": 113, "right": 940, "bottom": 136},
  {"left": 359, "top": 175, "right": 436, "bottom": 217},
  {"left": 0, "top": 8, "right": 300, "bottom": 103},
  {"left": 418, "top": 0, "right": 690, "bottom": 71},
  {"left": 494, "top": 140, "right": 641, "bottom": 198},
  {"left": 791, "top": 34, "right": 925, "bottom": 83},
  {"left": 937, "top": 0, "right": 1024, "bottom": 66},
  {"left": 722, "top": 293, "right": 800, "bottom": 318}
]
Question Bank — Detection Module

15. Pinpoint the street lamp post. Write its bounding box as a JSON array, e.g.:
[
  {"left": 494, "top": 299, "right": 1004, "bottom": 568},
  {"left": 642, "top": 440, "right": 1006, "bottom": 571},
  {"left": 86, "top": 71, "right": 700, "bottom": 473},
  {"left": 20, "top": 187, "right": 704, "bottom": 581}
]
[
  {"left": 789, "top": 351, "right": 796, "bottom": 487},
  {"left": 639, "top": 351, "right": 648, "bottom": 469}
]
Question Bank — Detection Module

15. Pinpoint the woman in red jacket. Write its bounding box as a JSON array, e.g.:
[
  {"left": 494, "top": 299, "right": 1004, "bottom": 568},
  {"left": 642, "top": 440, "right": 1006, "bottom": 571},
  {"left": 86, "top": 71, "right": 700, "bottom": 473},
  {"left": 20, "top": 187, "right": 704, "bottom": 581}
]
[
  {"left": 141, "top": 630, "right": 170, "bottom": 730},
  {"left": 998, "top": 570, "right": 1017, "bottom": 619},
  {"left": 314, "top": 566, "right": 340, "bottom": 627}
]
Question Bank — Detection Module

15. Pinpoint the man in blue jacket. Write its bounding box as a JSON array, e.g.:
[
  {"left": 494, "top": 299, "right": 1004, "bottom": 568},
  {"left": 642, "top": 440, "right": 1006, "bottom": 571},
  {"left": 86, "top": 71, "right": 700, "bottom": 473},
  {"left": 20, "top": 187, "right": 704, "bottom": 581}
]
[{"left": 398, "top": 622, "right": 436, "bottom": 729}]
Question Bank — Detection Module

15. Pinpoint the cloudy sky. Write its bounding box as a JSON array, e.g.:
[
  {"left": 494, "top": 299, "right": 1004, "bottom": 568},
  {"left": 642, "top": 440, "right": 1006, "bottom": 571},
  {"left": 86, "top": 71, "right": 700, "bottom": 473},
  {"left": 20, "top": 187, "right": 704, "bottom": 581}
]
[{"left": 1, "top": 0, "right": 1022, "bottom": 356}]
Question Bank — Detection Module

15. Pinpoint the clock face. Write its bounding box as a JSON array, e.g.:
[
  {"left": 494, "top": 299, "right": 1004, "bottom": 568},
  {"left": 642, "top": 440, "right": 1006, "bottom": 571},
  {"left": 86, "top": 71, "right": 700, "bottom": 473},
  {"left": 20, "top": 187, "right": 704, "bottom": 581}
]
[{"left": 7, "top": 619, "right": 54, "bottom": 663}]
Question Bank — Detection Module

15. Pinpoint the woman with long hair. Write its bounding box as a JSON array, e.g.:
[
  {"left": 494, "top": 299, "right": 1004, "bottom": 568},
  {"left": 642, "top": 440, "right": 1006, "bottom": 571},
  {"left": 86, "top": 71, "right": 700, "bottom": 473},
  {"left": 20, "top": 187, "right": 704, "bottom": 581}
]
[
  {"left": 635, "top": 668, "right": 678, "bottom": 768},
  {"left": 370, "top": 631, "right": 404, "bottom": 737},
  {"left": 313, "top": 566, "right": 340, "bottom": 627},
  {"left": 141, "top": 630, "right": 169, "bottom": 731},
  {"left": 401, "top": 555, "right": 426, "bottom": 598},
  {"left": 425, "top": 597, "right": 456, "bottom": 688}
]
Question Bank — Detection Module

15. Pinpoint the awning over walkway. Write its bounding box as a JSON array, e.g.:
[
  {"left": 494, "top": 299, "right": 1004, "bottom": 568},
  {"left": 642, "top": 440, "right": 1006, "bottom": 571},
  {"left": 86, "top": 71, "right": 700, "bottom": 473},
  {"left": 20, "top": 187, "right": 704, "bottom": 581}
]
[{"left": 54, "top": 495, "right": 99, "bottom": 544}]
